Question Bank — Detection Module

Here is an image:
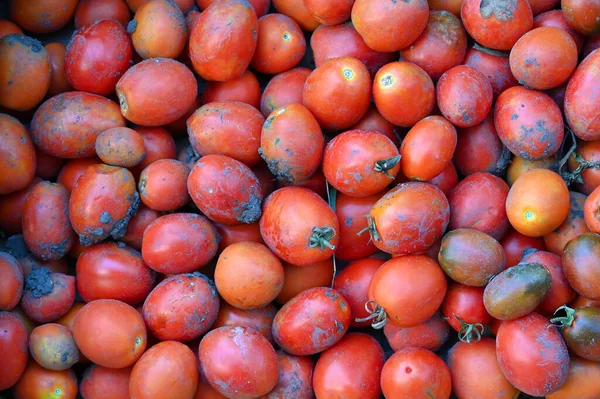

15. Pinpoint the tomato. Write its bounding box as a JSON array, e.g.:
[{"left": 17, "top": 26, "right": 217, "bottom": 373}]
[
  {"left": 65, "top": 20, "right": 132, "bottom": 95},
  {"left": 496, "top": 312, "right": 569, "bottom": 396},
  {"left": 585, "top": 185, "right": 600, "bottom": 235},
  {"left": 0, "top": 114, "right": 36, "bottom": 196},
  {"left": 197, "top": 0, "right": 270, "bottom": 17},
  {"left": 203, "top": 70, "right": 261, "bottom": 109},
  {"left": 313, "top": 333, "right": 385, "bottom": 399},
  {"left": 10, "top": 0, "right": 78, "bottom": 33},
  {"left": 21, "top": 269, "right": 75, "bottom": 323},
  {"left": 13, "top": 360, "right": 77, "bottom": 399},
  {"left": 56, "top": 158, "right": 101, "bottom": 193},
  {"left": 130, "top": 126, "right": 177, "bottom": 176},
  {"left": 462, "top": 44, "right": 518, "bottom": 99},
  {"left": 0, "top": 177, "right": 42, "bottom": 234},
  {"left": 35, "top": 149, "right": 65, "bottom": 180},
  {"left": 0, "top": 253, "right": 23, "bottom": 311},
  {"left": 447, "top": 338, "right": 519, "bottom": 399},
  {"left": 95, "top": 127, "right": 146, "bottom": 168},
  {"left": 350, "top": 105, "right": 399, "bottom": 145},
  {"left": 533, "top": 10, "right": 585, "bottom": 52},
  {"left": 564, "top": 49, "right": 600, "bottom": 141},
  {"left": 563, "top": 232, "right": 600, "bottom": 300},
  {"left": 380, "top": 347, "right": 451, "bottom": 399},
  {"left": 130, "top": 341, "right": 198, "bottom": 399},
  {"left": 272, "top": 0, "right": 320, "bottom": 31},
  {"left": 442, "top": 283, "right": 490, "bottom": 341},
  {"left": 335, "top": 195, "right": 384, "bottom": 259},
  {"left": 546, "top": 356, "right": 600, "bottom": 399},
  {"left": 568, "top": 140, "right": 600, "bottom": 195},
  {"left": 260, "top": 104, "right": 324, "bottom": 183},
  {"left": 552, "top": 306, "right": 600, "bottom": 362},
  {"left": 277, "top": 165, "right": 328, "bottom": 198},
  {"left": 200, "top": 326, "right": 279, "bottom": 398},
  {"left": 73, "top": 299, "right": 146, "bottom": 368},
  {"left": 121, "top": 204, "right": 159, "bottom": 250},
  {"left": 215, "top": 222, "right": 264, "bottom": 252},
  {"left": 29, "top": 323, "right": 78, "bottom": 371},
  {"left": 189, "top": 0, "right": 258, "bottom": 81},
  {"left": 129, "top": 0, "right": 186, "bottom": 59},
  {"left": 275, "top": 258, "right": 334, "bottom": 304},
  {"left": 260, "top": 67, "right": 311, "bottom": 117},
  {"left": 302, "top": 0, "right": 352, "bottom": 25},
  {"left": 384, "top": 311, "right": 450, "bottom": 352},
  {"left": 582, "top": 36, "right": 600, "bottom": 58},
  {"left": 261, "top": 350, "right": 315, "bottom": 399},
  {"left": 138, "top": 159, "right": 190, "bottom": 211},
  {"left": 367, "top": 256, "right": 447, "bottom": 328},
  {"left": 80, "top": 365, "right": 132, "bottom": 399},
  {"left": 75, "top": 0, "right": 132, "bottom": 29},
  {"left": 373, "top": 61, "right": 435, "bottom": 128},
  {"left": 506, "top": 155, "right": 555, "bottom": 186},
  {"left": 44, "top": 42, "right": 72, "bottom": 97},
  {"left": 251, "top": 14, "right": 305, "bottom": 74},
  {"left": 0, "top": 20, "right": 22, "bottom": 39},
  {"left": 571, "top": 295, "right": 600, "bottom": 308},
  {"left": 0, "top": 312, "right": 28, "bottom": 390},
  {"left": 213, "top": 302, "right": 276, "bottom": 343},
  {"left": 260, "top": 187, "right": 339, "bottom": 265},
  {"left": 501, "top": 228, "right": 545, "bottom": 266},
  {"left": 401, "top": 116, "right": 457, "bottom": 181},
  {"left": 188, "top": 102, "right": 264, "bottom": 168},
  {"left": 272, "top": 287, "right": 351, "bottom": 355},
  {"left": 561, "top": 0, "right": 600, "bottom": 35}
]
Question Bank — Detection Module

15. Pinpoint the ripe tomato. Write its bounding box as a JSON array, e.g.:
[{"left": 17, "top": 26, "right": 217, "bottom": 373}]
[
  {"left": 0, "top": 312, "right": 28, "bottom": 390},
  {"left": 75, "top": 0, "right": 131, "bottom": 29},
  {"left": 45, "top": 42, "right": 72, "bottom": 97},
  {"left": 215, "top": 222, "right": 264, "bottom": 252},
  {"left": 260, "top": 67, "right": 311, "bottom": 117},
  {"left": 21, "top": 269, "right": 75, "bottom": 323},
  {"left": 251, "top": 14, "right": 306, "bottom": 74},
  {"left": 0, "top": 114, "right": 36, "bottom": 195},
  {"left": 384, "top": 311, "right": 451, "bottom": 352},
  {"left": 138, "top": 159, "right": 190, "bottom": 211},
  {"left": 121, "top": 204, "right": 160, "bottom": 250},
  {"left": 271, "top": 0, "right": 319, "bottom": 31},
  {"left": 442, "top": 283, "right": 491, "bottom": 340},
  {"left": 501, "top": 228, "right": 545, "bottom": 266},
  {"left": 95, "top": 127, "right": 146, "bottom": 168},
  {"left": 561, "top": 0, "right": 600, "bottom": 35},
  {"left": 563, "top": 232, "right": 600, "bottom": 300},
  {"left": 80, "top": 364, "right": 132, "bottom": 399},
  {"left": 12, "top": 360, "right": 77, "bottom": 399},
  {"left": 202, "top": 70, "right": 261, "bottom": 109},
  {"left": 0, "top": 252, "right": 23, "bottom": 311},
  {"left": 29, "top": 323, "right": 78, "bottom": 370},
  {"left": 275, "top": 258, "right": 334, "bottom": 304},
  {"left": 10, "top": 0, "right": 78, "bottom": 34},
  {"left": 565, "top": 49, "right": 600, "bottom": 141},
  {"left": 212, "top": 302, "right": 277, "bottom": 343},
  {"left": 552, "top": 306, "right": 600, "bottom": 362},
  {"left": 334, "top": 193, "right": 383, "bottom": 260},
  {"left": 304, "top": 0, "right": 353, "bottom": 25},
  {"left": 546, "top": 356, "right": 600, "bottom": 399},
  {"left": 462, "top": 44, "right": 518, "bottom": 99},
  {"left": 261, "top": 350, "right": 315, "bottom": 399}
]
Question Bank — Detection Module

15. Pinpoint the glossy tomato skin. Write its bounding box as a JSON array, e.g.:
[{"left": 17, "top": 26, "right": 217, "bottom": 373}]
[
  {"left": 200, "top": 326, "right": 279, "bottom": 398},
  {"left": 56, "top": 157, "right": 101, "bottom": 193},
  {"left": 0, "top": 20, "right": 22, "bottom": 39},
  {"left": 95, "top": 127, "right": 146, "bottom": 168},
  {"left": 141, "top": 213, "right": 219, "bottom": 274},
  {"left": 272, "top": 287, "right": 351, "bottom": 355},
  {"left": 251, "top": 14, "right": 305, "bottom": 74},
  {"left": 0, "top": 253, "right": 23, "bottom": 311},
  {"left": 0, "top": 114, "right": 36, "bottom": 195},
  {"left": 29, "top": 323, "right": 79, "bottom": 370},
  {"left": 380, "top": 347, "right": 452, "bottom": 399},
  {"left": 138, "top": 159, "right": 190, "bottom": 211},
  {"left": 0, "top": 312, "right": 28, "bottom": 390},
  {"left": 121, "top": 204, "right": 159, "bottom": 250},
  {"left": 496, "top": 313, "right": 569, "bottom": 396},
  {"left": 212, "top": 302, "right": 277, "bottom": 343},
  {"left": 368, "top": 182, "right": 450, "bottom": 255},
  {"left": 442, "top": 282, "right": 491, "bottom": 332},
  {"left": 560, "top": 307, "right": 600, "bottom": 361},
  {"left": 350, "top": 105, "right": 399, "bottom": 145},
  {"left": 130, "top": 341, "right": 198, "bottom": 399},
  {"left": 31, "top": 91, "right": 125, "bottom": 158},
  {"left": 22, "top": 182, "right": 74, "bottom": 261},
  {"left": 447, "top": 338, "right": 519, "bottom": 399},
  {"left": 563, "top": 233, "right": 600, "bottom": 300},
  {"left": 335, "top": 194, "right": 382, "bottom": 260},
  {"left": 202, "top": 70, "right": 261, "bottom": 109},
  {"left": 303, "top": 57, "right": 371, "bottom": 130},
  {"left": 65, "top": 20, "right": 132, "bottom": 95},
  {"left": 130, "top": 126, "right": 177, "bottom": 177},
  {"left": 12, "top": 360, "right": 78, "bottom": 399},
  {"left": 188, "top": 154, "right": 263, "bottom": 225},
  {"left": 369, "top": 256, "right": 447, "bottom": 328},
  {"left": 501, "top": 228, "right": 545, "bottom": 266},
  {"left": 384, "top": 312, "right": 450, "bottom": 352},
  {"left": 73, "top": 299, "right": 147, "bottom": 368},
  {"left": 189, "top": 0, "right": 258, "bottom": 82},
  {"left": 585, "top": 186, "right": 600, "bottom": 234},
  {"left": 260, "top": 350, "right": 315, "bottom": 399},
  {"left": 21, "top": 269, "right": 76, "bottom": 323},
  {"left": 462, "top": 44, "right": 518, "bottom": 98},
  {"left": 260, "top": 187, "right": 339, "bottom": 266},
  {"left": 80, "top": 364, "right": 132, "bottom": 399},
  {"left": 506, "top": 155, "right": 555, "bottom": 186},
  {"left": 275, "top": 258, "right": 334, "bottom": 304},
  {"left": 564, "top": 49, "right": 600, "bottom": 141},
  {"left": 75, "top": 0, "right": 131, "bottom": 28},
  {"left": 76, "top": 242, "right": 155, "bottom": 305},
  {"left": 313, "top": 333, "right": 385, "bottom": 399},
  {"left": 260, "top": 67, "right": 311, "bottom": 117}
]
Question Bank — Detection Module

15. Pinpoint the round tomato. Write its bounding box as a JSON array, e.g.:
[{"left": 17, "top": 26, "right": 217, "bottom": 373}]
[{"left": 251, "top": 14, "right": 306, "bottom": 74}]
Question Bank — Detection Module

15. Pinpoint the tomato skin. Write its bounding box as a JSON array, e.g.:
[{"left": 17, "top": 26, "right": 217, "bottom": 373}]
[
  {"left": 568, "top": 140, "right": 600, "bottom": 195},
  {"left": 200, "top": 326, "right": 279, "bottom": 398},
  {"left": 313, "top": 333, "right": 385, "bottom": 399},
  {"left": 563, "top": 233, "right": 600, "bottom": 300},
  {"left": 0, "top": 253, "right": 23, "bottom": 311},
  {"left": 368, "top": 182, "right": 450, "bottom": 255},
  {"left": 335, "top": 194, "right": 382, "bottom": 260},
  {"left": 45, "top": 42, "right": 73, "bottom": 97},
  {"left": 202, "top": 70, "right": 261, "bottom": 109},
  {"left": 0, "top": 115, "right": 36, "bottom": 195},
  {"left": 272, "top": 287, "right": 351, "bottom": 355},
  {"left": 80, "top": 364, "right": 132, "bottom": 399},
  {"left": 534, "top": 10, "right": 585, "bottom": 50},
  {"left": 260, "top": 187, "right": 339, "bottom": 266},
  {"left": 189, "top": 0, "right": 258, "bottom": 82},
  {"left": 75, "top": 0, "right": 131, "bottom": 29},
  {"left": 383, "top": 311, "right": 450, "bottom": 352},
  {"left": 565, "top": 50, "right": 600, "bottom": 141},
  {"left": 13, "top": 360, "right": 78, "bottom": 399},
  {"left": 138, "top": 159, "right": 190, "bottom": 211},
  {"left": 0, "top": 20, "right": 22, "bottom": 39},
  {"left": 215, "top": 222, "right": 264, "bottom": 252},
  {"left": 560, "top": 307, "right": 600, "bottom": 361},
  {"left": 501, "top": 228, "right": 545, "bottom": 266},
  {"left": 0, "top": 312, "right": 28, "bottom": 390},
  {"left": 0, "top": 177, "right": 42, "bottom": 234},
  {"left": 57, "top": 158, "right": 101, "bottom": 193},
  {"left": 303, "top": 0, "right": 353, "bottom": 25},
  {"left": 272, "top": 0, "right": 320, "bottom": 31},
  {"left": 29, "top": 323, "right": 79, "bottom": 371},
  {"left": 380, "top": 347, "right": 452, "bottom": 399},
  {"left": 142, "top": 213, "right": 219, "bottom": 274},
  {"left": 260, "top": 67, "right": 311, "bottom": 117},
  {"left": 561, "top": 0, "right": 600, "bottom": 35},
  {"left": 369, "top": 256, "right": 447, "bottom": 328},
  {"left": 21, "top": 270, "right": 76, "bottom": 323},
  {"left": 333, "top": 258, "right": 384, "bottom": 327},
  {"left": 275, "top": 258, "right": 334, "bottom": 304},
  {"left": 35, "top": 149, "right": 65, "bottom": 180},
  {"left": 31, "top": 91, "right": 126, "bottom": 159},
  {"left": 65, "top": 20, "right": 133, "bottom": 95},
  {"left": 260, "top": 350, "right": 315, "bottom": 399},
  {"left": 213, "top": 302, "right": 277, "bottom": 344},
  {"left": 447, "top": 338, "right": 519, "bottom": 399},
  {"left": 442, "top": 283, "right": 491, "bottom": 332},
  {"left": 130, "top": 126, "right": 177, "bottom": 177},
  {"left": 251, "top": 14, "right": 305, "bottom": 74},
  {"left": 121, "top": 204, "right": 160, "bottom": 250},
  {"left": 462, "top": 44, "right": 518, "bottom": 99},
  {"left": 130, "top": 0, "right": 186, "bottom": 59},
  {"left": 95, "top": 127, "right": 146, "bottom": 168},
  {"left": 546, "top": 355, "right": 600, "bottom": 399},
  {"left": 506, "top": 155, "right": 555, "bottom": 187},
  {"left": 496, "top": 312, "right": 569, "bottom": 396}
]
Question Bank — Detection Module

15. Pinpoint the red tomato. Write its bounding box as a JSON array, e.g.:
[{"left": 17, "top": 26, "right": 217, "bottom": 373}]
[
  {"left": 203, "top": 70, "right": 262, "bottom": 109},
  {"left": 561, "top": 0, "right": 600, "bottom": 35},
  {"left": 212, "top": 302, "right": 276, "bottom": 343},
  {"left": 80, "top": 365, "right": 132, "bottom": 399},
  {"left": 0, "top": 253, "right": 23, "bottom": 311},
  {"left": 383, "top": 312, "right": 451, "bottom": 352},
  {"left": 304, "top": 0, "right": 353, "bottom": 25},
  {"left": 275, "top": 258, "right": 334, "bottom": 304},
  {"left": 0, "top": 312, "right": 29, "bottom": 390},
  {"left": 21, "top": 269, "right": 75, "bottom": 323},
  {"left": 260, "top": 67, "right": 311, "bottom": 117},
  {"left": 138, "top": 159, "right": 190, "bottom": 211},
  {"left": 501, "top": 228, "right": 545, "bottom": 267},
  {"left": 462, "top": 44, "right": 518, "bottom": 99},
  {"left": 0, "top": 114, "right": 36, "bottom": 195},
  {"left": 251, "top": 14, "right": 306, "bottom": 74},
  {"left": 74, "top": 0, "right": 131, "bottom": 29},
  {"left": 12, "top": 360, "right": 77, "bottom": 399},
  {"left": 260, "top": 350, "right": 315, "bottom": 399},
  {"left": 334, "top": 194, "right": 383, "bottom": 261},
  {"left": 442, "top": 283, "right": 491, "bottom": 341}
]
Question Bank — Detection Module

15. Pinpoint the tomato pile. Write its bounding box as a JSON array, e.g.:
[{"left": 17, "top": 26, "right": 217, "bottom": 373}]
[{"left": 1, "top": 0, "right": 600, "bottom": 398}]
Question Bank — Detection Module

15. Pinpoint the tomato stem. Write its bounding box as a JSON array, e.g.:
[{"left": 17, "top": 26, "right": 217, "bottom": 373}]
[
  {"left": 357, "top": 215, "right": 381, "bottom": 242},
  {"left": 550, "top": 305, "right": 576, "bottom": 327},
  {"left": 454, "top": 315, "right": 484, "bottom": 343},
  {"left": 355, "top": 300, "right": 388, "bottom": 329},
  {"left": 557, "top": 128, "right": 600, "bottom": 185},
  {"left": 374, "top": 155, "right": 401, "bottom": 179},
  {"left": 309, "top": 226, "right": 337, "bottom": 251}
]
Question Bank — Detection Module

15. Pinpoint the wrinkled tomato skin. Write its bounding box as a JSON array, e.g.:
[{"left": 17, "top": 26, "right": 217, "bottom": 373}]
[
  {"left": 383, "top": 311, "right": 451, "bottom": 352},
  {"left": 564, "top": 49, "right": 600, "bottom": 141},
  {"left": 76, "top": 242, "right": 155, "bottom": 305},
  {"left": 533, "top": 10, "right": 585, "bottom": 53},
  {"left": 380, "top": 348, "right": 452, "bottom": 399},
  {"left": 215, "top": 222, "right": 264, "bottom": 252},
  {"left": 31, "top": 91, "right": 126, "bottom": 159},
  {"left": 143, "top": 273, "right": 219, "bottom": 342},
  {"left": 80, "top": 364, "right": 132, "bottom": 399},
  {"left": 138, "top": 159, "right": 190, "bottom": 211},
  {"left": 442, "top": 282, "right": 491, "bottom": 332},
  {"left": 271, "top": 0, "right": 320, "bottom": 31},
  {"left": 116, "top": 58, "right": 198, "bottom": 126},
  {"left": 313, "top": 333, "right": 385, "bottom": 399},
  {"left": 251, "top": 14, "right": 306, "bottom": 74},
  {"left": 335, "top": 194, "right": 383, "bottom": 261},
  {"left": 562, "top": 0, "right": 600, "bottom": 35},
  {"left": 260, "top": 67, "right": 311, "bottom": 117},
  {"left": 563, "top": 233, "right": 600, "bottom": 300},
  {"left": 561, "top": 307, "right": 600, "bottom": 361},
  {"left": 501, "top": 228, "right": 545, "bottom": 266},
  {"left": 13, "top": 360, "right": 78, "bottom": 399},
  {"left": 460, "top": 0, "right": 533, "bottom": 51},
  {"left": 547, "top": 356, "right": 600, "bottom": 399},
  {"left": 23, "top": 182, "right": 74, "bottom": 261},
  {"left": 187, "top": 102, "right": 264, "bottom": 167},
  {"left": 121, "top": 204, "right": 159, "bottom": 250},
  {"left": 212, "top": 302, "right": 277, "bottom": 343},
  {"left": 188, "top": 154, "right": 263, "bottom": 225},
  {"left": 65, "top": 20, "right": 133, "bottom": 95},
  {"left": 69, "top": 164, "right": 139, "bottom": 246},
  {"left": 75, "top": 0, "right": 132, "bottom": 29},
  {"left": 0, "top": 114, "right": 36, "bottom": 195},
  {"left": 130, "top": 341, "right": 198, "bottom": 399},
  {"left": 200, "top": 326, "right": 279, "bottom": 398},
  {"left": 448, "top": 172, "right": 510, "bottom": 241},
  {"left": 0, "top": 177, "right": 42, "bottom": 234},
  {"left": 0, "top": 312, "right": 29, "bottom": 390},
  {"left": 333, "top": 258, "right": 384, "bottom": 327},
  {"left": 0, "top": 253, "right": 23, "bottom": 311},
  {"left": 21, "top": 270, "right": 76, "bottom": 323},
  {"left": 496, "top": 313, "right": 570, "bottom": 396},
  {"left": 272, "top": 287, "right": 351, "bottom": 355},
  {"left": 189, "top": 0, "right": 258, "bottom": 82},
  {"left": 455, "top": 115, "right": 509, "bottom": 176},
  {"left": 275, "top": 258, "right": 334, "bottom": 304},
  {"left": 141, "top": 213, "right": 219, "bottom": 274},
  {"left": 311, "top": 22, "right": 396, "bottom": 78},
  {"left": 447, "top": 338, "right": 519, "bottom": 399},
  {"left": 203, "top": 70, "right": 262, "bottom": 109},
  {"left": 259, "top": 350, "right": 315, "bottom": 399},
  {"left": 462, "top": 44, "right": 518, "bottom": 98}
]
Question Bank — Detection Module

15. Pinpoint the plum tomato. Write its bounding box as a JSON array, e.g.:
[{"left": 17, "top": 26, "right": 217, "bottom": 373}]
[
  {"left": 215, "top": 222, "right": 264, "bottom": 252},
  {"left": 563, "top": 232, "right": 600, "bottom": 300},
  {"left": 74, "top": 0, "right": 132, "bottom": 29},
  {"left": 380, "top": 348, "right": 452, "bottom": 399},
  {"left": 138, "top": 159, "right": 190, "bottom": 211},
  {"left": 29, "top": 323, "right": 78, "bottom": 370},
  {"left": 80, "top": 364, "right": 132, "bottom": 399},
  {"left": 202, "top": 70, "right": 261, "bottom": 109},
  {"left": 187, "top": 154, "right": 263, "bottom": 225},
  {"left": 143, "top": 273, "right": 219, "bottom": 342},
  {"left": 372, "top": 61, "right": 435, "bottom": 128},
  {"left": 383, "top": 312, "right": 451, "bottom": 352},
  {"left": 10, "top": 0, "right": 78, "bottom": 34},
  {"left": 12, "top": 360, "right": 77, "bottom": 399},
  {"left": 21, "top": 268, "right": 75, "bottom": 323},
  {"left": 561, "top": 0, "right": 600, "bottom": 35},
  {"left": 251, "top": 14, "right": 306, "bottom": 74},
  {"left": 200, "top": 326, "right": 279, "bottom": 398},
  {"left": 141, "top": 213, "right": 219, "bottom": 274},
  {"left": 546, "top": 355, "right": 600, "bottom": 399},
  {"left": 73, "top": 299, "right": 146, "bottom": 368},
  {"left": 260, "top": 187, "right": 339, "bottom": 266},
  {"left": 260, "top": 67, "right": 311, "bottom": 117},
  {"left": 0, "top": 114, "right": 36, "bottom": 195},
  {"left": 303, "top": 57, "right": 371, "bottom": 131},
  {"left": 462, "top": 43, "right": 518, "bottom": 98},
  {"left": 45, "top": 42, "right": 72, "bottom": 97},
  {"left": 313, "top": 333, "right": 385, "bottom": 399},
  {"left": 271, "top": 0, "right": 320, "bottom": 31},
  {"left": 263, "top": 350, "right": 315, "bottom": 399},
  {"left": 95, "top": 127, "right": 146, "bottom": 168},
  {"left": 0, "top": 252, "right": 23, "bottom": 311},
  {"left": 442, "top": 282, "right": 491, "bottom": 341},
  {"left": 275, "top": 258, "right": 334, "bottom": 304},
  {"left": 552, "top": 306, "right": 600, "bottom": 362},
  {"left": 0, "top": 312, "right": 28, "bottom": 390},
  {"left": 534, "top": 10, "right": 585, "bottom": 52},
  {"left": 212, "top": 302, "right": 277, "bottom": 343},
  {"left": 496, "top": 312, "right": 569, "bottom": 396}
]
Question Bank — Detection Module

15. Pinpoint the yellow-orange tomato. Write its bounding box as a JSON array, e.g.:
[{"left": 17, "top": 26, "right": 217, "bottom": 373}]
[
  {"left": 506, "top": 169, "right": 570, "bottom": 237},
  {"left": 506, "top": 156, "right": 556, "bottom": 186},
  {"left": 29, "top": 323, "right": 79, "bottom": 370},
  {"left": 95, "top": 127, "right": 146, "bottom": 168},
  {"left": 0, "top": 114, "right": 36, "bottom": 195},
  {"left": 10, "top": 0, "right": 78, "bottom": 34}
]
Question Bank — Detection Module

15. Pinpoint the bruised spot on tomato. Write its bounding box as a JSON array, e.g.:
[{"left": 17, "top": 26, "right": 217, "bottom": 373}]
[
  {"left": 282, "top": 32, "right": 291, "bottom": 41},
  {"left": 342, "top": 68, "right": 354, "bottom": 79},
  {"left": 479, "top": 0, "right": 518, "bottom": 21},
  {"left": 525, "top": 211, "right": 534, "bottom": 220},
  {"left": 380, "top": 74, "right": 395, "bottom": 87}
]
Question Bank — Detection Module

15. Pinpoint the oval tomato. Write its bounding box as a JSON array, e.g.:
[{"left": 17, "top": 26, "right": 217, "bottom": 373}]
[
  {"left": 383, "top": 311, "right": 451, "bottom": 352},
  {"left": 0, "top": 312, "right": 28, "bottom": 390}
]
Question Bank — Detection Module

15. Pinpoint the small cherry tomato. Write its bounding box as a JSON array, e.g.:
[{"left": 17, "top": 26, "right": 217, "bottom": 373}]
[{"left": 442, "top": 282, "right": 491, "bottom": 340}]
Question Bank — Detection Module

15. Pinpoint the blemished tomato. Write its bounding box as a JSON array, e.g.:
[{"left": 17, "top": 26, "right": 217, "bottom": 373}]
[
  {"left": 501, "top": 228, "right": 545, "bottom": 266},
  {"left": 0, "top": 312, "right": 28, "bottom": 390},
  {"left": 563, "top": 232, "right": 600, "bottom": 300},
  {"left": 552, "top": 306, "right": 600, "bottom": 362},
  {"left": 10, "top": 0, "right": 78, "bottom": 34},
  {"left": 442, "top": 282, "right": 491, "bottom": 339},
  {"left": 447, "top": 338, "right": 519, "bottom": 399},
  {"left": 565, "top": 49, "right": 600, "bottom": 141},
  {"left": 56, "top": 157, "right": 101, "bottom": 193},
  {"left": 95, "top": 127, "right": 146, "bottom": 168},
  {"left": 80, "top": 364, "right": 132, "bottom": 399},
  {"left": 21, "top": 269, "right": 76, "bottom": 323},
  {"left": 383, "top": 311, "right": 451, "bottom": 352},
  {"left": 462, "top": 43, "right": 518, "bottom": 99},
  {"left": 200, "top": 326, "right": 279, "bottom": 398},
  {"left": 260, "top": 67, "right": 311, "bottom": 117},
  {"left": 202, "top": 70, "right": 261, "bottom": 109},
  {"left": 138, "top": 159, "right": 190, "bottom": 211},
  {"left": 496, "top": 312, "right": 569, "bottom": 396},
  {"left": 29, "top": 323, "right": 78, "bottom": 370},
  {"left": 251, "top": 14, "right": 306, "bottom": 74},
  {"left": 130, "top": 341, "right": 198, "bottom": 399},
  {"left": 12, "top": 360, "right": 78, "bottom": 399},
  {"left": 0, "top": 114, "right": 36, "bottom": 195},
  {"left": 313, "top": 333, "right": 385, "bottom": 399},
  {"left": 275, "top": 258, "right": 334, "bottom": 304},
  {"left": 212, "top": 302, "right": 277, "bottom": 343},
  {"left": 74, "top": 0, "right": 132, "bottom": 29},
  {"left": 73, "top": 299, "right": 147, "bottom": 368},
  {"left": 380, "top": 347, "right": 452, "bottom": 399},
  {"left": 260, "top": 350, "right": 315, "bottom": 399},
  {"left": 368, "top": 256, "right": 447, "bottom": 328},
  {"left": 561, "top": 0, "right": 600, "bottom": 35},
  {"left": 546, "top": 356, "right": 600, "bottom": 399},
  {"left": 272, "top": 287, "right": 351, "bottom": 355},
  {"left": 534, "top": 9, "right": 585, "bottom": 52},
  {"left": 0, "top": 252, "right": 23, "bottom": 311}
]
